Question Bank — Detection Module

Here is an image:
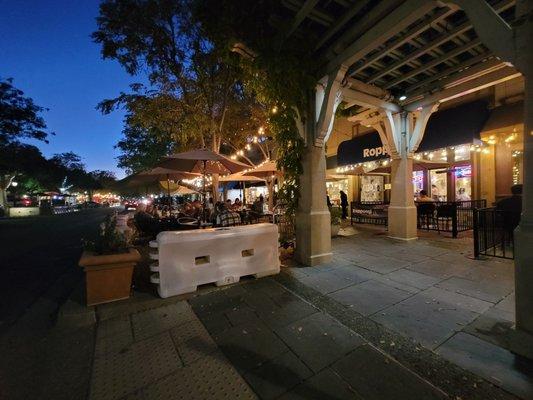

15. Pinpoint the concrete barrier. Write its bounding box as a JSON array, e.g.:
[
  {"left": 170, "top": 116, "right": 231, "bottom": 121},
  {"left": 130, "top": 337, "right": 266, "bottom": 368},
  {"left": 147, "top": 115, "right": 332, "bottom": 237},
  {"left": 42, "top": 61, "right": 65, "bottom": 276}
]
[
  {"left": 149, "top": 223, "right": 280, "bottom": 298},
  {"left": 9, "top": 207, "right": 40, "bottom": 217}
]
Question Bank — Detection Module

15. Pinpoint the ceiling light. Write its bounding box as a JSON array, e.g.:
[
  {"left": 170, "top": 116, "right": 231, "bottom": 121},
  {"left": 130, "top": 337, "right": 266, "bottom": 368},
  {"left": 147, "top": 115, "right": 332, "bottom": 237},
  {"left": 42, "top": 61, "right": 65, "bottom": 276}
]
[{"left": 399, "top": 95, "right": 407, "bottom": 101}]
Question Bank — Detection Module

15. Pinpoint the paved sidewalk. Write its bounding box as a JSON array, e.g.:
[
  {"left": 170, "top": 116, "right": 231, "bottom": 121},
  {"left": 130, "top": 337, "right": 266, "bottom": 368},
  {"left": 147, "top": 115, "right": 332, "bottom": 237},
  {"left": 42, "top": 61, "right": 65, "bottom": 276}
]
[
  {"left": 89, "top": 301, "right": 255, "bottom": 400},
  {"left": 281, "top": 226, "right": 532, "bottom": 399}
]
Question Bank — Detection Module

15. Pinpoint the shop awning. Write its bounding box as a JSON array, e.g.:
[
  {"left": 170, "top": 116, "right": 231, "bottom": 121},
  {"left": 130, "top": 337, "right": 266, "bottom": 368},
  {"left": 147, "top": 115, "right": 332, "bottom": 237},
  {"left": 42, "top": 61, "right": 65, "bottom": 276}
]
[
  {"left": 337, "top": 132, "right": 387, "bottom": 166},
  {"left": 482, "top": 101, "right": 523, "bottom": 132},
  {"left": 337, "top": 100, "right": 490, "bottom": 166},
  {"left": 418, "top": 100, "right": 490, "bottom": 152}
]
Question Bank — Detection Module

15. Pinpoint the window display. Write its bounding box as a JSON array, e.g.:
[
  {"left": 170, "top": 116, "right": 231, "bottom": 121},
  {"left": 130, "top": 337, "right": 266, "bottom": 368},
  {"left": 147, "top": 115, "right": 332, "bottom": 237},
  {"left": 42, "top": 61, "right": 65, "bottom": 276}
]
[
  {"left": 429, "top": 169, "right": 447, "bottom": 201},
  {"left": 326, "top": 179, "right": 348, "bottom": 205},
  {"left": 455, "top": 165, "right": 472, "bottom": 201},
  {"left": 360, "top": 175, "right": 383, "bottom": 202},
  {"left": 412, "top": 171, "right": 424, "bottom": 197}
]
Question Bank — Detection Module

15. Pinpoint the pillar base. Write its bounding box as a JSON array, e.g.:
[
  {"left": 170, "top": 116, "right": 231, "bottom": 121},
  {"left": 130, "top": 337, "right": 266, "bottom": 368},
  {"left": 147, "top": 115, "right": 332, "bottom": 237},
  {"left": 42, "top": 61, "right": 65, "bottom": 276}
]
[
  {"left": 387, "top": 205, "right": 418, "bottom": 240},
  {"left": 509, "top": 328, "right": 533, "bottom": 360},
  {"left": 514, "top": 223, "right": 533, "bottom": 337},
  {"left": 295, "top": 210, "right": 332, "bottom": 266}
]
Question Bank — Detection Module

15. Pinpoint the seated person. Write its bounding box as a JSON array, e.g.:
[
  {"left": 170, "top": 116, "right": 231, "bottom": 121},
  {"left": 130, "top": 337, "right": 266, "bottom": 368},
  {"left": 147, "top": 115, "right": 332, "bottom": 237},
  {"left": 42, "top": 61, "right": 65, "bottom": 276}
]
[
  {"left": 234, "top": 198, "right": 242, "bottom": 209},
  {"left": 417, "top": 190, "right": 433, "bottom": 202},
  {"left": 215, "top": 202, "right": 241, "bottom": 227},
  {"left": 226, "top": 199, "right": 234, "bottom": 210},
  {"left": 134, "top": 205, "right": 161, "bottom": 236},
  {"left": 251, "top": 196, "right": 264, "bottom": 214},
  {"left": 182, "top": 202, "right": 195, "bottom": 217}
]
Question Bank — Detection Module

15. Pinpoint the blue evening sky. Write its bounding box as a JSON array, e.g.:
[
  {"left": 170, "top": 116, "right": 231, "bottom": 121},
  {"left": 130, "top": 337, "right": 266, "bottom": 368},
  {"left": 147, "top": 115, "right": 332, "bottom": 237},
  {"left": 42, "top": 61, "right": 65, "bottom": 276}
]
[{"left": 0, "top": 0, "right": 142, "bottom": 178}]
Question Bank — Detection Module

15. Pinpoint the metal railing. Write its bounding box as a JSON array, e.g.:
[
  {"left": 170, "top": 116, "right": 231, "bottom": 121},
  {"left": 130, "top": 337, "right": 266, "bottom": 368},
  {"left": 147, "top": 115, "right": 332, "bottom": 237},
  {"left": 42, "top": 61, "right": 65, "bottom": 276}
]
[
  {"left": 350, "top": 201, "right": 388, "bottom": 226},
  {"left": 416, "top": 199, "right": 486, "bottom": 238},
  {"left": 473, "top": 207, "right": 516, "bottom": 259}
]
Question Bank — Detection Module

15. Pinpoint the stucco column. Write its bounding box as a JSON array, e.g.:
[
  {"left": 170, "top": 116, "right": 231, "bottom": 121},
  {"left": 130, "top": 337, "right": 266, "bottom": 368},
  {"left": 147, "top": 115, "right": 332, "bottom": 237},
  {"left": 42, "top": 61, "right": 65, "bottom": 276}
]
[
  {"left": 510, "top": 2, "right": 533, "bottom": 358},
  {"left": 295, "top": 142, "right": 332, "bottom": 266},
  {"left": 513, "top": 54, "right": 533, "bottom": 343},
  {"left": 388, "top": 156, "right": 417, "bottom": 240}
]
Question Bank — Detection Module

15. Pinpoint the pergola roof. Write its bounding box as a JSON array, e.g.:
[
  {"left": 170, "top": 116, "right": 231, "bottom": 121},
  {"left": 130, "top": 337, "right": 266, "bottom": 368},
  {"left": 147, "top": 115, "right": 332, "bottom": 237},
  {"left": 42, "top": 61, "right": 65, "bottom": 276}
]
[{"left": 274, "top": 0, "right": 518, "bottom": 110}]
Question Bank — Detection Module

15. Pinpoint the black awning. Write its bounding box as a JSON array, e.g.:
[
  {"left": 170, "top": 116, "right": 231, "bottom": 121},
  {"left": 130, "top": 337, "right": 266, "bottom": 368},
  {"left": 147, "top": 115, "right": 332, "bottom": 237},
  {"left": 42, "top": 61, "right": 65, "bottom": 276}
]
[
  {"left": 337, "top": 100, "right": 490, "bottom": 166},
  {"left": 482, "top": 101, "right": 523, "bottom": 132},
  {"left": 337, "top": 131, "right": 386, "bottom": 166},
  {"left": 418, "top": 100, "right": 490, "bottom": 152},
  {"left": 326, "top": 155, "right": 338, "bottom": 170}
]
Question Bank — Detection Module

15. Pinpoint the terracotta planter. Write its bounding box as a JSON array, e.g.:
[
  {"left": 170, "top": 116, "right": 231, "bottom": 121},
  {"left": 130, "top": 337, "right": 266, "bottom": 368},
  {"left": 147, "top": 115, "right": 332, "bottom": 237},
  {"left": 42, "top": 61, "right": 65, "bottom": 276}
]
[
  {"left": 79, "top": 248, "right": 141, "bottom": 306},
  {"left": 331, "top": 224, "right": 340, "bottom": 237}
]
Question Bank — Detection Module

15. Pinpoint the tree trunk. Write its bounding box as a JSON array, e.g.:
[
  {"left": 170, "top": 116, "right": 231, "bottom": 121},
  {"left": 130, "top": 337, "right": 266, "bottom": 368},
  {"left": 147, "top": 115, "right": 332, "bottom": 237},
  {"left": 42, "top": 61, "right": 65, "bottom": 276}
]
[{"left": 0, "top": 174, "right": 16, "bottom": 210}]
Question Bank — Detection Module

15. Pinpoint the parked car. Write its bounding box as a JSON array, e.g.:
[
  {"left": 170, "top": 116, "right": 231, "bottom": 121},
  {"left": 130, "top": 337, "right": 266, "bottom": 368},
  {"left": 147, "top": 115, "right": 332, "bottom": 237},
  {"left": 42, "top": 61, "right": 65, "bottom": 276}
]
[
  {"left": 82, "top": 201, "right": 101, "bottom": 208},
  {"left": 123, "top": 201, "right": 138, "bottom": 211}
]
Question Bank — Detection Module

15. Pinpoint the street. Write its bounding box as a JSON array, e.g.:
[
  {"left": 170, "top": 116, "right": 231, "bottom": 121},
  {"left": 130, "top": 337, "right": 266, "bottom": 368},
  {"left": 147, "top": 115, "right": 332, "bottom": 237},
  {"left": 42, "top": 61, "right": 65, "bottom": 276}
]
[{"left": 0, "top": 208, "right": 115, "bottom": 333}]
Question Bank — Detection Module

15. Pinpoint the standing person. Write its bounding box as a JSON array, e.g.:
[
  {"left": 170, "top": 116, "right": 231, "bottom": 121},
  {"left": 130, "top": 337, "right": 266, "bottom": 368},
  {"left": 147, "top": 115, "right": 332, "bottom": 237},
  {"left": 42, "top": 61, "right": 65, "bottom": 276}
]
[
  {"left": 496, "top": 184, "right": 523, "bottom": 233},
  {"left": 340, "top": 190, "right": 348, "bottom": 220},
  {"left": 326, "top": 192, "right": 332, "bottom": 208},
  {"left": 431, "top": 184, "right": 440, "bottom": 201}
]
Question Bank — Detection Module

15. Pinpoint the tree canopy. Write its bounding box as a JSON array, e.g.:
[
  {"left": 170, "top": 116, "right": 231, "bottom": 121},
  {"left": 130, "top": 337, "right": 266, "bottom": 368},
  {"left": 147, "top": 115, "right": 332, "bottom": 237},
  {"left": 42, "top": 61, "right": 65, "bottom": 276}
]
[
  {"left": 0, "top": 78, "right": 52, "bottom": 145},
  {"left": 93, "top": 0, "right": 267, "bottom": 174}
]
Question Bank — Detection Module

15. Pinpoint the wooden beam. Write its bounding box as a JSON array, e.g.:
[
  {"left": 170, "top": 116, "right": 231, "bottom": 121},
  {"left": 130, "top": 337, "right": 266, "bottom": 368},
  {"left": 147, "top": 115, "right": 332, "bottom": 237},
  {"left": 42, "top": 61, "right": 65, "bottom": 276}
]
[
  {"left": 343, "top": 88, "right": 400, "bottom": 113},
  {"left": 404, "top": 52, "right": 493, "bottom": 95},
  {"left": 405, "top": 57, "right": 503, "bottom": 100},
  {"left": 383, "top": 39, "right": 482, "bottom": 89},
  {"left": 286, "top": 0, "right": 320, "bottom": 38},
  {"left": 367, "top": 20, "right": 473, "bottom": 84},
  {"left": 442, "top": 0, "right": 515, "bottom": 65},
  {"left": 349, "top": 6, "right": 455, "bottom": 76},
  {"left": 313, "top": 0, "right": 372, "bottom": 51},
  {"left": 326, "top": 0, "right": 438, "bottom": 74},
  {"left": 405, "top": 66, "right": 521, "bottom": 110}
]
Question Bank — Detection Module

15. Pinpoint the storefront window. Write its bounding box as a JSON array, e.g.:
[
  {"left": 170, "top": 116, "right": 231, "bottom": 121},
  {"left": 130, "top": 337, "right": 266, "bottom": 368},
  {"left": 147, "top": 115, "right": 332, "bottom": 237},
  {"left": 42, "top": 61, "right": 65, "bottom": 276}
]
[
  {"left": 455, "top": 165, "right": 472, "bottom": 201},
  {"left": 513, "top": 150, "right": 523, "bottom": 184},
  {"left": 360, "top": 176, "right": 383, "bottom": 202},
  {"left": 326, "top": 179, "right": 348, "bottom": 205},
  {"left": 412, "top": 171, "right": 424, "bottom": 197},
  {"left": 429, "top": 169, "right": 447, "bottom": 201},
  {"left": 453, "top": 145, "right": 471, "bottom": 162}
]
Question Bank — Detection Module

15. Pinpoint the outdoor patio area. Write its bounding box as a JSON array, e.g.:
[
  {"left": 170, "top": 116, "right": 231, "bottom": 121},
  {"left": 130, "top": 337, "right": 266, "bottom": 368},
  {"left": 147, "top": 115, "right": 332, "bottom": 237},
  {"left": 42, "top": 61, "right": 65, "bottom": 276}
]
[{"left": 59, "top": 226, "right": 529, "bottom": 400}]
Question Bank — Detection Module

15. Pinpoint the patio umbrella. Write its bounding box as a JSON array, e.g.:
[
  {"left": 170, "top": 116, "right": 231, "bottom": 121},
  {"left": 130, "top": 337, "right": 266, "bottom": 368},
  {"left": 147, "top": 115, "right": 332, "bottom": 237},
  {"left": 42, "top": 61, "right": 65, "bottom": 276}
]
[
  {"left": 170, "top": 185, "right": 199, "bottom": 196},
  {"left": 158, "top": 148, "right": 251, "bottom": 220},
  {"left": 242, "top": 160, "right": 281, "bottom": 210},
  {"left": 130, "top": 168, "right": 200, "bottom": 203},
  {"left": 219, "top": 171, "right": 265, "bottom": 205},
  {"left": 158, "top": 148, "right": 251, "bottom": 175}
]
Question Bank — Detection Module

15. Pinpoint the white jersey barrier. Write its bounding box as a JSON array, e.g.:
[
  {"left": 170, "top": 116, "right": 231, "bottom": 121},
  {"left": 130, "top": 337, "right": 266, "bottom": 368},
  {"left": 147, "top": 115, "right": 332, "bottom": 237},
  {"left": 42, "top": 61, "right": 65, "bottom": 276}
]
[{"left": 149, "top": 223, "right": 280, "bottom": 298}]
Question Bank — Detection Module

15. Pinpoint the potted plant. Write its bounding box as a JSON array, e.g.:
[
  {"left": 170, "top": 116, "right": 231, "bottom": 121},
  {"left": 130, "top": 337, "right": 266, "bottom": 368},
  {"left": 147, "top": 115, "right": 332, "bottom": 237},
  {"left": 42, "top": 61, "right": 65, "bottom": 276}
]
[
  {"left": 79, "top": 214, "right": 141, "bottom": 306},
  {"left": 330, "top": 207, "right": 342, "bottom": 237}
]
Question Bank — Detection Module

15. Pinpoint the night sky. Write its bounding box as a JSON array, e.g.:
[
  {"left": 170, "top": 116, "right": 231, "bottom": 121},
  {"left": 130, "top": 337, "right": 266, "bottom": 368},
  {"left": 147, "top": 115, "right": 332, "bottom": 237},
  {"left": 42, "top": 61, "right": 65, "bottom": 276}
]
[{"left": 0, "top": 1, "right": 143, "bottom": 178}]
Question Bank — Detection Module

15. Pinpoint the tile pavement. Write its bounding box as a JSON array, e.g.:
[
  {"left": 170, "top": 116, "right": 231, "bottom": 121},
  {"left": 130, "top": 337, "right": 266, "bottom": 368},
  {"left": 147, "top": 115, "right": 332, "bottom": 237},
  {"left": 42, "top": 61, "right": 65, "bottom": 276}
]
[
  {"left": 89, "top": 302, "right": 256, "bottom": 400},
  {"left": 282, "top": 227, "right": 533, "bottom": 399},
  {"left": 84, "top": 225, "right": 532, "bottom": 400}
]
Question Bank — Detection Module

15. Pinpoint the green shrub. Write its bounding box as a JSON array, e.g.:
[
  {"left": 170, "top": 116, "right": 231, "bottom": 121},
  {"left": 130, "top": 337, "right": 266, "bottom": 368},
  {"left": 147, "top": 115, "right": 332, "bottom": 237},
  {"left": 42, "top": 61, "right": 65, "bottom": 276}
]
[
  {"left": 83, "top": 214, "right": 129, "bottom": 255},
  {"left": 330, "top": 207, "right": 342, "bottom": 226}
]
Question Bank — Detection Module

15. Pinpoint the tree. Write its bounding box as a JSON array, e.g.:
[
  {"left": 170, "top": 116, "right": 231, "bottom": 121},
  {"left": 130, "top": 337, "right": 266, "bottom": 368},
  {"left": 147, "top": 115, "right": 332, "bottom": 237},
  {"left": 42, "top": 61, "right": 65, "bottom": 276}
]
[
  {"left": 49, "top": 151, "right": 86, "bottom": 171},
  {"left": 0, "top": 142, "right": 49, "bottom": 206},
  {"left": 89, "top": 170, "right": 117, "bottom": 191},
  {"left": 0, "top": 78, "right": 51, "bottom": 145},
  {"left": 115, "top": 122, "right": 174, "bottom": 174},
  {"left": 93, "top": 0, "right": 268, "bottom": 197},
  {"left": 0, "top": 78, "right": 52, "bottom": 207}
]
